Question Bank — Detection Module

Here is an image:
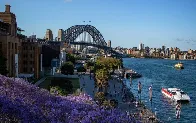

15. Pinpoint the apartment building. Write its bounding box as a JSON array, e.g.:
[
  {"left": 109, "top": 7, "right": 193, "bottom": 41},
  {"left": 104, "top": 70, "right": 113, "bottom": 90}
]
[{"left": 0, "top": 5, "right": 23, "bottom": 77}]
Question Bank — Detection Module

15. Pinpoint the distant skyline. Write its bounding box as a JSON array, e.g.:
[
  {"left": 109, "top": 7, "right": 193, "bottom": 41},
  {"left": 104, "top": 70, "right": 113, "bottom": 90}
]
[{"left": 0, "top": 0, "right": 196, "bottom": 50}]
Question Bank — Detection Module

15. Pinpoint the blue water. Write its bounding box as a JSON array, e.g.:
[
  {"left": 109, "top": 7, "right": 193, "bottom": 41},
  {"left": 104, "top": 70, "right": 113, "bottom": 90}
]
[{"left": 123, "top": 58, "right": 196, "bottom": 123}]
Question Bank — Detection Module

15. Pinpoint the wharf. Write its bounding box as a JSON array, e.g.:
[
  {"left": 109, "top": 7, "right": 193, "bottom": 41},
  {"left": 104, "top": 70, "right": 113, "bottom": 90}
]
[{"left": 123, "top": 68, "right": 142, "bottom": 79}]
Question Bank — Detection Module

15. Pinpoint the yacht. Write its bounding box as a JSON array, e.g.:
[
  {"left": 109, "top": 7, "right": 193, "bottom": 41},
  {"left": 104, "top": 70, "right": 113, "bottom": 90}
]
[
  {"left": 174, "top": 62, "right": 184, "bottom": 69},
  {"left": 161, "top": 88, "right": 190, "bottom": 103}
]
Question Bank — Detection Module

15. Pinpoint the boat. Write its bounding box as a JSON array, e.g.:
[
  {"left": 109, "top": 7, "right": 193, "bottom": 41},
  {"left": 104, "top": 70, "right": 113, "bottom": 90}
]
[
  {"left": 161, "top": 88, "right": 190, "bottom": 103},
  {"left": 125, "top": 69, "right": 142, "bottom": 79},
  {"left": 174, "top": 62, "right": 184, "bottom": 69}
]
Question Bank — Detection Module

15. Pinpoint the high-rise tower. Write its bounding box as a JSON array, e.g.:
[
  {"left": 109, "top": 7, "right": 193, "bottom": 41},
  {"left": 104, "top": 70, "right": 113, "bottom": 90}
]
[
  {"left": 107, "top": 40, "right": 111, "bottom": 47},
  {"left": 45, "top": 29, "right": 53, "bottom": 41},
  {"left": 57, "top": 29, "right": 65, "bottom": 41}
]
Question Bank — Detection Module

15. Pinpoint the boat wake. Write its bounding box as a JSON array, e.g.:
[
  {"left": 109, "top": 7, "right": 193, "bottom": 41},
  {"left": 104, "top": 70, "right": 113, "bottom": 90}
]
[{"left": 152, "top": 63, "right": 173, "bottom": 68}]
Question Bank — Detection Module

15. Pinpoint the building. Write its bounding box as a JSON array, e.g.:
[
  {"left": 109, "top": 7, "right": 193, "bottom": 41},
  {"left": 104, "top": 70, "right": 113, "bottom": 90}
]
[
  {"left": 132, "top": 47, "right": 137, "bottom": 51},
  {"left": 126, "top": 49, "right": 132, "bottom": 55},
  {"left": 144, "top": 46, "right": 150, "bottom": 55},
  {"left": 165, "top": 48, "right": 170, "bottom": 57},
  {"left": 139, "top": 42, "right": 144, "bottom": 51},
  {"left": 19, "top": 40, "right": 42, "bottom": 79},
  {"left": 0, "top": 5, "right": 23, "bottom": 77},
  {"left": 42, "top": 42, "right": 60, "bottom": 68},
  {"left": 162, "top": 45, "right": 166, "bottom": 53},
  {"left": 57, "top": 29, "right": 64, "bottom": 41},
  {"left": 171, "top": 53, "right": 177, "bottom": 60},
  {"left": 29, "top": 35, "right": 36, "bottom": 42},
  {"left": 107, "top": 40, "right": 111, "bottom": 47},
  {"left": 188, "top": 49, "right": 193, "bottom": 54},
  {"left": 45, "top": 29, "right": 53, "bottom": 41}
]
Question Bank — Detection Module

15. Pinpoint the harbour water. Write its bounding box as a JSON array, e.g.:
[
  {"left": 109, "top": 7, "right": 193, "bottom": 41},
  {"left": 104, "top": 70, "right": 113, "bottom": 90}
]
[{"left": 123, "top": 58, "right": 196, "bottom": 123}]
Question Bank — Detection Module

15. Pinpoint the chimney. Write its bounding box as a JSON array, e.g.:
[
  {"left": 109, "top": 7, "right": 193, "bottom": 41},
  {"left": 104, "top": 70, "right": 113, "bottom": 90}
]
[{"left": 5, "top": 5, "right": 11, "bottom": 13}]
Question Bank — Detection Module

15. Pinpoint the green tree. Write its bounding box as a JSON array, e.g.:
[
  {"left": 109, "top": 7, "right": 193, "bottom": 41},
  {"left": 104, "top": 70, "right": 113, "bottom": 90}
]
[
  {"left": 61, "top": 62, "right": 74, "bottom": 75},
  {"left": 95, "top": 69, "right": 110, "bottom": 93},
  {"left": 95, "top": 92, "right": 105, "bottom": 104},
  {"left": 66, "top": 53, "right": 76, "bottom": 64},
  {"left": 77, "top": 66, "right": 86, "bottom": 73},
  {"left": 0, "top": 52, "right": 8, "bottom": 76},
  {"left": 84, "top": 61, "right": 94, "bottom": 69}
]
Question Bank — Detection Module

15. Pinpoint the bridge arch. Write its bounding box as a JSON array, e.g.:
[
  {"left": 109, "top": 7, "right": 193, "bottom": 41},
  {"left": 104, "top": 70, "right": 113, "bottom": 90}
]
[{"left": 64, "top": 25, "right": 107, "bottom": 46}]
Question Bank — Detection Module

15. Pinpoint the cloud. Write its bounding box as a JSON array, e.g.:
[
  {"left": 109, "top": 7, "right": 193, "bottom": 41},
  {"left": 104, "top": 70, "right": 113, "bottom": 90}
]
[
  {"left": 175, "top": 38, "right": 196, "bottom": 43},
  {"left": 65, "top": 0, "right": 72, "bottom": 2}
]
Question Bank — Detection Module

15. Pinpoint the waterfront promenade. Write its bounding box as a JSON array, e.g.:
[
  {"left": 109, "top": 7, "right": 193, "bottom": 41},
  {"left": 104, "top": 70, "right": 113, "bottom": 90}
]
[{"left": 79, "top": 73, "right": 160, "bottom": 123}]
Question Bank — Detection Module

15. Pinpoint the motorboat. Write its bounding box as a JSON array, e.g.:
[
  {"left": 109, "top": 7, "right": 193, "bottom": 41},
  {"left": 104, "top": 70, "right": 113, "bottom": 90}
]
[
  {"left": 161, "top": 88, "right": 190, "bottom": 103},
  {"left": 174, "top": 62, "right": 184, "bottom": 69}
]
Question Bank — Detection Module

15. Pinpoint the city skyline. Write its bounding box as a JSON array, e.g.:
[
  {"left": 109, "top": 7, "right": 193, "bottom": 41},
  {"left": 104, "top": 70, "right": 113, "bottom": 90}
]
[{"left": 0, "top": 0, "right": 196, "bottom": 50}]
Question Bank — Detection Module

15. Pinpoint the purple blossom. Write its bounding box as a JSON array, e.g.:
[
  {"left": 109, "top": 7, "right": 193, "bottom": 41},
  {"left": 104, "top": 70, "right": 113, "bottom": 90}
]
[{"left": 0, "top": 75, "right": 141, "bottom": 122}]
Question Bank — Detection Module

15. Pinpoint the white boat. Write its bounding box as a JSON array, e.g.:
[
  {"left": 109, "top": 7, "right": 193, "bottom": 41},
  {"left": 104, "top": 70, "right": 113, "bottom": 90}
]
[
  {"left": 161, "top": 88, "right": 190, "bottom": 103},
  {"left": 174, "top": 62, "right": 184, "bottom": 69}
]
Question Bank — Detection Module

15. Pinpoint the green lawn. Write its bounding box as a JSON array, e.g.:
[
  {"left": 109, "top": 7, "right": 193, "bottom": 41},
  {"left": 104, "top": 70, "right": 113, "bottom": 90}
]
[
  {"left": 38, "top": 77, "right": 80, "bottom": 93},
  {"left": 70, "top": 78, "right": 80, "bottom": 92}
]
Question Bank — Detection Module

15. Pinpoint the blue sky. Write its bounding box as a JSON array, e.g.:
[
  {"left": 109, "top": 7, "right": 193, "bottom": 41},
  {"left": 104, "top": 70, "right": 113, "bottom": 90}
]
[{"left": 0, "top": 0, "right": 196, "bottom": 50}]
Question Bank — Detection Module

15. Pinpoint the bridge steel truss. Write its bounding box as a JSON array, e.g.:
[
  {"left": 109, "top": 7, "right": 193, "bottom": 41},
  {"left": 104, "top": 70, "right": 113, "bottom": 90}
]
[{"left": 64, "top": 25, "right": 107, "bottom": 46}]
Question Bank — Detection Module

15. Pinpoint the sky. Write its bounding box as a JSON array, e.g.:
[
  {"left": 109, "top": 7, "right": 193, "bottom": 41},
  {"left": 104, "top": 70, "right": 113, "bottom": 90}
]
[{"left": 0, "top": 0, "right": 196, "bottom": 50}]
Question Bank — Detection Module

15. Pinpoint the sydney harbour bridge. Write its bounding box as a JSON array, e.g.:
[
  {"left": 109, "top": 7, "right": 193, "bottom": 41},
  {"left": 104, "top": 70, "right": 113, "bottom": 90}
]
[{"left": 45, "top": 24, "right": 122, "bottom": 57}]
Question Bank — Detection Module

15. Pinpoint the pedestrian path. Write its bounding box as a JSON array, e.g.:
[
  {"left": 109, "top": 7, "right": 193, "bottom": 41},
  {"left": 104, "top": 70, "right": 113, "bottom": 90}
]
[{"left": 79, "top": 74, "right": 160, "bottom": 123}]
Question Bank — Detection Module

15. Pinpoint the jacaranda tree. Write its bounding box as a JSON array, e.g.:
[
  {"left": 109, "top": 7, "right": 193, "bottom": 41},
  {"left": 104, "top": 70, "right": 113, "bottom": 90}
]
[{"left": 0, "top": 75, "right": 140, "bottom": 123}]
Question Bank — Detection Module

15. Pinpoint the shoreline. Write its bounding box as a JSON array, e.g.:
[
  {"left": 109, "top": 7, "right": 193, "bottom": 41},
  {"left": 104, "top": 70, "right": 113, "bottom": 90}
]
[
  {"left": 124, "top": 57, "right": 196, "bottom": 61},
  {"left": 121, "top": 78, "right": 161, "bottom": 123},
  {"left": 79, "top": 71, "right": 162, "bottom": 122}
]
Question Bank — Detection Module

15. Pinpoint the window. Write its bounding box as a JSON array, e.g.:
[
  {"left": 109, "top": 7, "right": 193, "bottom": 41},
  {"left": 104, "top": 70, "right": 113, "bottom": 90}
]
[
  {"left": 15, "top": 43, "right": 17, "bottom": 50},
  {"left": 180, "top": 92, "right": 185, "bottom": 94},
  {"left": 23, "top": 54, "right": 28, "bottom": 58},
  {"left": 0, "top": 42, "right": 2, "bottom": 52},
  {"left": 23, "top": 67, "right": 27, "bottom": 72},
  {"left": 30, "top": 61, "right": 34, "bottom": 65},
  {"left": 30, "top": 67, "right": 34, "bottom": 72},
  {"left": 30, "top": 54, "right": 33, "bottom": 58},
  {"left": 8, "top": 42, "right": 10, "bottom": 49}
]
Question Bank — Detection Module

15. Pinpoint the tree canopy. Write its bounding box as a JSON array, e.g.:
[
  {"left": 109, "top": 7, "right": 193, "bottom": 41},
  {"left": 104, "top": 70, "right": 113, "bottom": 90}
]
[
  {"left": 66, "top": 53, "right": 76, "bottom": 64},
  {"left": 77, "top": 66, "right": 86, "bottom": 73},
  {"left": 61, "top": 61, "right": 74, "bottom": 75},
  {"left": 95, "top": 57, "right": 121, "bottom": 72}
]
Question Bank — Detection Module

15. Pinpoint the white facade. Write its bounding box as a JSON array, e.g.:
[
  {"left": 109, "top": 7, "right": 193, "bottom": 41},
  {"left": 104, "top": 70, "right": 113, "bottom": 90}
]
[
  {"left": 60, "top": 51, "right": 66, "bottom": 66},
  {"left": 171, "top": 54, "right": 177, "bottom": 60},
  {"left": 139, "top": 43, "right": 144, "bottom": 50}
]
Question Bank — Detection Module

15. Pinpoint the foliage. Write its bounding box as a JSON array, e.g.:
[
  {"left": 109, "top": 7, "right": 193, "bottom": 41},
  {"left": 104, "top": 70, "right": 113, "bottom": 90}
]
[
  {"left": 51, "top": 79, "right": 73, "bottom": 93},
  {"left": 95, "top": 92, "right": 105, "bottom": 104},
  {"left": 50, "top": 86, "right": 68, "bottom": 96},
  {"left": 95, "top": 69, "right": 110, "bottom": 91},
  {"left": 66, "top": 53, "right": 76, "bottom": 64},
  {"left": 95, "top": 57, "right": 121, "bottom": 73},
  {"left": 77, "top": 66, "right": 86, "bottom": 73},
  {"left": 84, "top": 61, "right": 94, "bottom": 69},
  {"left": 0, "top": 75, "right": 140, "bottom": 122},
  {"left": 0, "top": 52, "right": 8, "bottom": 76},
  {"left": 102, "top": 99, "right": 118, "bottom": 109},
  {"left": 110, "top": 99, "right": 118, "bottom": 108},
  {"left": 61, "top": 61, "right": 74, "bottom": 75}
]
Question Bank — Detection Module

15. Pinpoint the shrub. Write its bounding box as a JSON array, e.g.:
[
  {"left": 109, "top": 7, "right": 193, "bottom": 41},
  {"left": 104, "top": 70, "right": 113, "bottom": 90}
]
[
  {"left": 0, "top": 75, "right": 140, "bottom": 123},
  {"left": 50, "top": 86, "right": 68, "bottom": 96},
  {"left": 61, "top": 61, "right": 74, "bottom": 75},
  {"left": 77, "top": 66, "right": 86, "bottom": 73}
]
